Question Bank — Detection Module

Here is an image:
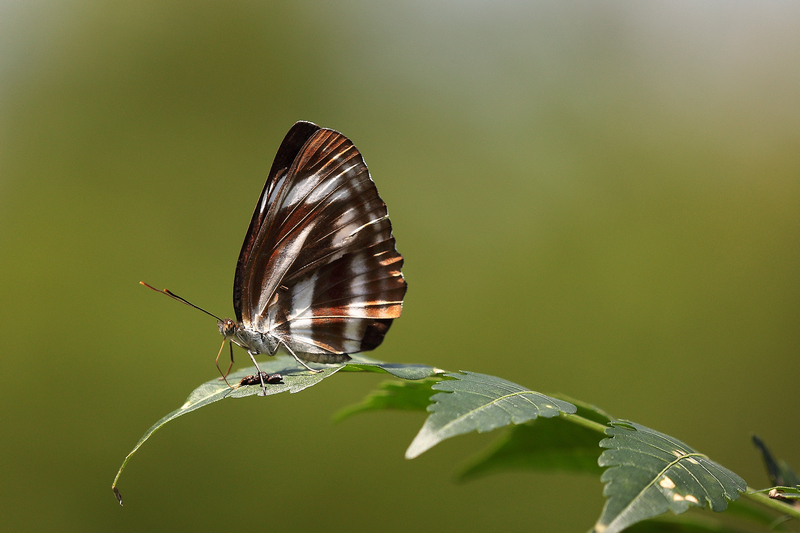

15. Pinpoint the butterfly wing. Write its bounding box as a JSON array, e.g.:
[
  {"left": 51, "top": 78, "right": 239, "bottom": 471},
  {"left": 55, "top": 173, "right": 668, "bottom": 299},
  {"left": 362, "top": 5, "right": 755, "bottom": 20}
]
[
  {"left": 234, "top": 121, "right": 406, "bottom": 361},
  {"left": 233, "top": 120, "right": 320, "bottom": 321}
]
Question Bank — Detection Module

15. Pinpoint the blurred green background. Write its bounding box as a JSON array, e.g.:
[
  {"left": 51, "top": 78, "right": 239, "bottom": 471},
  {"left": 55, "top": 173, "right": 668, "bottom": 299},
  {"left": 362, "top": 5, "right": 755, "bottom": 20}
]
[{"left": 1, "top": 2, "right": 798, "bottom": 532}]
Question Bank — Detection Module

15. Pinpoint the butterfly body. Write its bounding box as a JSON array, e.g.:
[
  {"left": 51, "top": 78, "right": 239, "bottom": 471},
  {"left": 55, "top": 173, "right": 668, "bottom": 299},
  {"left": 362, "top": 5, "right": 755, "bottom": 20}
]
[
  {"left": 218, "top": 314, "right": 352, "bottom": 365},
  {"left": 217, "top": 317, "right": 278, "bottom": 358}
]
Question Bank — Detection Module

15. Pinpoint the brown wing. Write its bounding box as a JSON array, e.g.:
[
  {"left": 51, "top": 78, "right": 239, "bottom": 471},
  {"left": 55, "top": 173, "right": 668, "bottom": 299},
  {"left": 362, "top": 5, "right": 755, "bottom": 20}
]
[
  {"left": 233, "top": 120, "right": 320, "bottom": 322},
  {"left": 234, "top": 122, "right": 406, "bottom": 356}
]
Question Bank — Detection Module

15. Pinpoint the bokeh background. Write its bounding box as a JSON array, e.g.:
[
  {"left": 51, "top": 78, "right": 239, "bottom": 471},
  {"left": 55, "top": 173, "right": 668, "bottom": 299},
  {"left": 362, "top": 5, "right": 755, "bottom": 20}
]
[{"left": 1, "top": 2, "right": 798, "bottom": 532}]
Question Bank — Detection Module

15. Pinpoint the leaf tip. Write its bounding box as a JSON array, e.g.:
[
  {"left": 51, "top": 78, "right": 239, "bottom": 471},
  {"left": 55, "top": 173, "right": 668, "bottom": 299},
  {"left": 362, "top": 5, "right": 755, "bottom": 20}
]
[
  {"left": 405, "top": 426, "right": 434, "bottom": 459},
  {"left": 112, "top": 486, "right": 123, "bottom": 506},
  {"left": 405, "top": 440, "right": 424, "bottom": 459}
]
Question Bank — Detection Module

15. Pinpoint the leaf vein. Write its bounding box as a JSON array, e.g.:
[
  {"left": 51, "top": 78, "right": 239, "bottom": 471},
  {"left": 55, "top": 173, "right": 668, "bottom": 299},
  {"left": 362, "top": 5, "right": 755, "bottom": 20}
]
[{"left": 434, "top": 390, "right": 548, "bottom": 434}]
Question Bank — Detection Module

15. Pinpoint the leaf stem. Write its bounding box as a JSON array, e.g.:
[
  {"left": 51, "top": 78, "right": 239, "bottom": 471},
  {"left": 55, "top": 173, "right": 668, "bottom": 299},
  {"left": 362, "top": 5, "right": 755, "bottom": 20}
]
[
  {"left": 742, "top": 487, "right": 800, "bottom": 520},
  {"left": 562, "top": 412, "right": 610, "bottom": 435}
]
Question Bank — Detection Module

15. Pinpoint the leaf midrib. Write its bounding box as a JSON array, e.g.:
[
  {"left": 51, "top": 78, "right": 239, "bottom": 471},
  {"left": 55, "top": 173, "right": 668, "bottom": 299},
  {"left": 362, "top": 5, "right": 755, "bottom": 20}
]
[{"left": 607, "top": 451, "right": 710, "bottom": 529}]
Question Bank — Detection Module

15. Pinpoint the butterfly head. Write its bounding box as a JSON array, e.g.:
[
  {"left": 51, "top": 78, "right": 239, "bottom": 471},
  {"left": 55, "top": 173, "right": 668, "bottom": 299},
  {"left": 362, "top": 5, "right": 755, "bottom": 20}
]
[{"left": 218, "top": 318, "right": 238, "bottom": 339}]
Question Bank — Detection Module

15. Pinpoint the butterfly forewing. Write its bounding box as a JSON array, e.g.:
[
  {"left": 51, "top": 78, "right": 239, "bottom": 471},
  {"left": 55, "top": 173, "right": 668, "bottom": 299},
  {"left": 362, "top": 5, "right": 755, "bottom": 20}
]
[
  {"left": 234, "top": 122, "right": 406, "bottom": 361},
  {"left": 234, "top": 121, "right": 321, "bottom": 322}
]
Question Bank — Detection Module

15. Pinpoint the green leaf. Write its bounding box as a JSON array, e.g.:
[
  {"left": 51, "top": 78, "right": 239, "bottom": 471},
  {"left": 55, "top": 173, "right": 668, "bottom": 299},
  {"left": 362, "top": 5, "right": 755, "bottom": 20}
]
[
  {"left": 112, "top": 354, "right": 437, "bottom": 505},
  {"left": 333, "top": 377, "right": 442, "bottom": 422},
  {"left": 341, "top": 353, "right": 441, "bottom": 380},
  {"left": 457, "top": 415, "right": 606, "bottom": 481},
  {"left": 405, "top": 371, "right": 577, "bottom": 459},
  {"left": 111, "top": 356, "right": 343, "bottom": 503},
  {"left": 752, "top": 434, "right": 800, "bottom": 490},
  {"left": 595, "top": 420, "right": 747, "bottom": 533}
]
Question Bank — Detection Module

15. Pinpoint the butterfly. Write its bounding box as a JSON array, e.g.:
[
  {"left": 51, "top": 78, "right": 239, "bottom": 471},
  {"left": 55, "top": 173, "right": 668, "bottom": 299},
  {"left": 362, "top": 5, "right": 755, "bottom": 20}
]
[{"left": 143, "top": 121, "right": 407, "bottom": 394}]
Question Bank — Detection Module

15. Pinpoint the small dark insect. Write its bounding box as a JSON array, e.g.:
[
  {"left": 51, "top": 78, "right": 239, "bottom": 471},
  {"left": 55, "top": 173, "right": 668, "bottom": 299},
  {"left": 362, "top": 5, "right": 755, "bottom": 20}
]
[{"left": 239, "top": 372, "right": 283, "bottom": 386}]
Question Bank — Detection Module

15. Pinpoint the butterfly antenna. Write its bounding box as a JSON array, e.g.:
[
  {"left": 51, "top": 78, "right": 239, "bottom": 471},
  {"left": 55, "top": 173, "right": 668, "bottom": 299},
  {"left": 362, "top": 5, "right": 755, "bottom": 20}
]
[{"left": 139, "top": 281, "right": 224, "bottom": 322}]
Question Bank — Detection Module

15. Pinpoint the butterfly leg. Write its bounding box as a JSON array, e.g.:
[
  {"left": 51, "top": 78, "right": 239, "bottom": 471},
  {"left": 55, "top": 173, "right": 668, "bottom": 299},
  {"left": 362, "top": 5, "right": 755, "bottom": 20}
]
[
  {"left": 280, "top": 341, "right": 323, "bottom": 374},
  {"left": 214, "top": 340, "right": 233, "bottom": 389},
  {"left": 246, "top": 350, "right": 270, "bottom": 396},
  {"left": 226, "top": 342, "right": 235, "bottom": 377}
]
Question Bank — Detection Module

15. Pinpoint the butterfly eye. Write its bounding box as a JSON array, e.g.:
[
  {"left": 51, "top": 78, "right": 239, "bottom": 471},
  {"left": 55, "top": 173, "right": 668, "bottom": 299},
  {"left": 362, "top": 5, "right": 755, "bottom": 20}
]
[{"left": 217, "top": 319, "right": 237, "bottom": 338}]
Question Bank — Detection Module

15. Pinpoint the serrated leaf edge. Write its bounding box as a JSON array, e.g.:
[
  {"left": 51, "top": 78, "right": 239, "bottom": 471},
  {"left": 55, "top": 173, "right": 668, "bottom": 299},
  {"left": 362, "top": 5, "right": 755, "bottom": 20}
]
[{"left": 429, "top": 389, "right": 563, "bottom": 436}]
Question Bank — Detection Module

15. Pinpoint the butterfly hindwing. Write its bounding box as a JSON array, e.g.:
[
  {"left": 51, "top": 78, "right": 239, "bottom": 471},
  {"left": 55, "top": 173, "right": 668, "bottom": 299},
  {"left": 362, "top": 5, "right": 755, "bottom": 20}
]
[{"left": 273, "top": 245, "right": 405, "bottom": 359}]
